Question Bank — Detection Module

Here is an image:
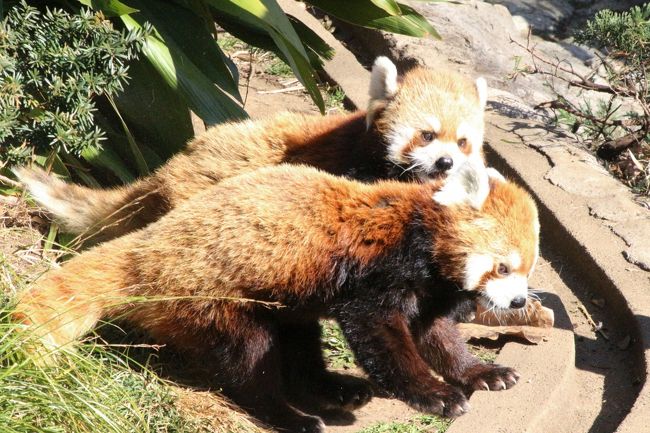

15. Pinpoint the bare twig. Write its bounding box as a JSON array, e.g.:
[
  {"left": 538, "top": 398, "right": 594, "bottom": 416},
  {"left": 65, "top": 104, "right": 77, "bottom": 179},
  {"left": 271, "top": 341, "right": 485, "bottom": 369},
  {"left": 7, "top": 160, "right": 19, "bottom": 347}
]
[
  {"left": 0, "top": 174, "right": 21, "bottom": 188},
  {"left": 578, "top": 304, "right": 609, "bottom": 340}
]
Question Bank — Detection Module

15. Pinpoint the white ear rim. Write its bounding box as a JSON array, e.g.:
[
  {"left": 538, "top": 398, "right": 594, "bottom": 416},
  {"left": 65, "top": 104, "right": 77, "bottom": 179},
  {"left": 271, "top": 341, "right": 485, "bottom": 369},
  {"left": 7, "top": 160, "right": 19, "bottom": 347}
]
[
  {"left": 475, "top": 77, "right": 488, "bottom": 109},
  {"left": 433, "top": 157, "right": 490, "bottom": 210},
  {"left": 369, "top": 56, "right": 398, "bottom": 101}
]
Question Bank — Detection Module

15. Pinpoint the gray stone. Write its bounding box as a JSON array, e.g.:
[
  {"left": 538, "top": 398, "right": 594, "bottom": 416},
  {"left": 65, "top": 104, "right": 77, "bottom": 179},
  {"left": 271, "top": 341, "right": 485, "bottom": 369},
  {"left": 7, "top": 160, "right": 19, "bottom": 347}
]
[
  {"left": 545, "top": 162, "right": 625, "bottom": 197},
  {"left": 613, "top": 219, "right": 650, "bottom": 271},
  {"left": 485, "top": 0, "right": 574, "bottom": 34},
  {"left": 588, "top": 195, "right": 647, "bottom": 222}
]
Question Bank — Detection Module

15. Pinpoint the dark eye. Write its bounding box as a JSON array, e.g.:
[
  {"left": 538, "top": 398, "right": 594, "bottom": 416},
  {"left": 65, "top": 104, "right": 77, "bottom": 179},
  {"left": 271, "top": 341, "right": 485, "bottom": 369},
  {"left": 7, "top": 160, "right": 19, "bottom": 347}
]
[
  {"left": 497, "top": 263, "right": 510, "bottom": 276},
  {"left": 421, "top": 131, "right": 436, "bottom": 142},
  {"left": 457, "top": 138, "right": 468, "bottom": 148}
]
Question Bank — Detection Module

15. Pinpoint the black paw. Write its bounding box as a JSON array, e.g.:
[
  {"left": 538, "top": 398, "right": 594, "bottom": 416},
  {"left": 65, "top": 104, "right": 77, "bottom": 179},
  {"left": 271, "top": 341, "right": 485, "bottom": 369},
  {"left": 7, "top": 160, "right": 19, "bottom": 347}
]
[
  {"left": 410, "top": 383, "right": 470, "bottom": 418},
  {"left": 320, "top": 373, "right": 374, "bottom": 411},
  {"left": 461, "top": 363, "right": 520, "bottom": 391},
  {"left": 269, "top": 412, "right": 324, "bottom": 433}
]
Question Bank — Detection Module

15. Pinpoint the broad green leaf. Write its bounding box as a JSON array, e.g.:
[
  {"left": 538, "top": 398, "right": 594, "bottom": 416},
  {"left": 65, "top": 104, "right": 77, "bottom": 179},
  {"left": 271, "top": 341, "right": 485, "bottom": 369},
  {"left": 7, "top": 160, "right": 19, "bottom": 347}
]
[
  {"left": 113, "top": 58, "right": 194, "bottom": 161},
  {"left": 306, "top": 0, "right": 440, "bottom": 39},
  {"left": 78, "top": 0, "right": 138, "bottom": 16},
  {"left": 228, "top": 0, "right": 309, "bottom": 58},
  {"left": 107, "top": 94, "right": 150, "bottom": 176},
  {"left": 370, "top": 0, "right": 401, "bottom": 16},
  {"left": 136, "top": 0, "right": 241, "bottom": 102},
  {"left": 208, "top": 0, "right": 325, "bottom": 112},
  {"left": 288, "top": 16, "right": 334, "bottom": 62},
  {"left": 121, "top": 13, "right": 248, "bottom": 125},
  {"left": 80, "top": 145, "right": 136, "bottom": 184}
]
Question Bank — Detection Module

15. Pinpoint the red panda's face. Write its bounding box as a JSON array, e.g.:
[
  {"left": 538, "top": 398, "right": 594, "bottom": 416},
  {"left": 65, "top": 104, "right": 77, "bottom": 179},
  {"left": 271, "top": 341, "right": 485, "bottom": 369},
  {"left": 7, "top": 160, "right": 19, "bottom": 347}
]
[
  {"left": 432, "top": 167, "right": 539, "bottom": 312},
  {"left": 370, "top": 67, "right": 486, "bottom": 181},
  {"left": 459, "top": 181, "right": 539, "bottom": 311}
]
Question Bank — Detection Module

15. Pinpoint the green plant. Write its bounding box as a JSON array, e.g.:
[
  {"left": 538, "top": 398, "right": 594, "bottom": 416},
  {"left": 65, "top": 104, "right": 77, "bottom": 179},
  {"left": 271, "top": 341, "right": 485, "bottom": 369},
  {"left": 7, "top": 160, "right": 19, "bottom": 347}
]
[
  {"left": 0, "top": 2, "right": 146, "bottom": 168},
  {"left": 1, "top": 0, "right": 442, "bottom": 187},
  {"left": 515, "top": 3, "right": 650, "bottom": 195},
  {"left": 357, "top": 415, "right": 451, "bottom": 433},
  {"left": 576, "top": 3, "right": 650, "bottom": 66},
  {"left": 265, "top": 56, "right": 295, "bottom": 77},
  {"left": 321, "top": 320, "right": 355, "bottom": 369}
]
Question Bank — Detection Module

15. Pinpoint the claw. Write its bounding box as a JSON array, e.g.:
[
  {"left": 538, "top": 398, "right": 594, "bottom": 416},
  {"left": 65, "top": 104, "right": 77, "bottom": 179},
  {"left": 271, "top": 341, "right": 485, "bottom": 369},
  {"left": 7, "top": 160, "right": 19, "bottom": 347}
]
[
  {"left": 477, "top": 379, "right": 490, "bottom": 391},
  {"left": 495, "top": 379, "right": 506, "bottom": 390}
]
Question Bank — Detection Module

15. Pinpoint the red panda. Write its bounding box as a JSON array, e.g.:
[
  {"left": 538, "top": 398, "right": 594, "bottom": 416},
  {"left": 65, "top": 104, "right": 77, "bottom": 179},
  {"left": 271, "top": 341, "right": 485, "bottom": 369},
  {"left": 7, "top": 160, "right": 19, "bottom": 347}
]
[
  {"left": 14, "top": 159, "right": 539, "bottom": 433},
  {"left": 15, "top": 57, "right": 488, "bottom": 244}
]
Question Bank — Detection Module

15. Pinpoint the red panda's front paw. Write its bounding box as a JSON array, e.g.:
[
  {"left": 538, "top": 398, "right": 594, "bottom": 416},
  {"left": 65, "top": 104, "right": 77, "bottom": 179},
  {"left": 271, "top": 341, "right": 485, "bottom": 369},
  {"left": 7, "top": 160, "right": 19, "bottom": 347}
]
[
  {"left": 410, "top": 383, "right": 470, "bottom": 418},
  {"left": 461, "top": 363, "right": 520, "bottom": 391}
]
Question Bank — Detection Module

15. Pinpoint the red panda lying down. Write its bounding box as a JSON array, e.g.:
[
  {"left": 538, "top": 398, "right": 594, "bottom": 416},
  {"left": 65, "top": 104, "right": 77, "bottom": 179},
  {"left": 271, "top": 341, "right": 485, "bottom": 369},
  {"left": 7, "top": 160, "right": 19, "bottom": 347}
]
[{"left": 15, "top": 159, "right": 539, "bottom": 433}]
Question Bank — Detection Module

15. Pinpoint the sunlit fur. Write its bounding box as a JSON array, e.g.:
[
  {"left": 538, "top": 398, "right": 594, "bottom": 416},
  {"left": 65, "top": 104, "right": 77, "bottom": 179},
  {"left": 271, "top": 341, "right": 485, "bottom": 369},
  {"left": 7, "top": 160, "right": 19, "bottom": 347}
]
[
  {"left": 373, "top": 67, "right": 486, "bottom": 180},
  {"left": 15, "top": 58, "right": 488, "bottom": 244},
  {"left": 15, "top": 164, "right": 538, "bottom": 432}
]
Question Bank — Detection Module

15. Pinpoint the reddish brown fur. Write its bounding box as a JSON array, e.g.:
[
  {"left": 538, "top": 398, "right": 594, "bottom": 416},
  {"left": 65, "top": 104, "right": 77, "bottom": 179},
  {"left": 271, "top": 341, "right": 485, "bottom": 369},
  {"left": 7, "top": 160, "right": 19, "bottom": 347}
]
[
  {"left": 15, "top": 164, "right": 538, "bottom": 432},
  {"left": 17, "top": 65, "right": 486, "bottom": 244}
]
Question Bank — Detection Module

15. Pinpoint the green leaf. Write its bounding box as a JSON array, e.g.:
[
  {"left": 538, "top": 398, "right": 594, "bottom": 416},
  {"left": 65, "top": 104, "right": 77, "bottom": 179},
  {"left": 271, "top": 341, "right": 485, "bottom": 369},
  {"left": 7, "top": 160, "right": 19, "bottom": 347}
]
[
  {"left": 370, "top": 0, "right": 402, "bottom": 16},
  {"left": 288, "top": 16, "right": 334, "bottom": 62},
  {"left": 136, "top": 0, "right": 241, "bottom": 102},
  {"left": 80, "top": 145, "right": 136, "bottom": 184},
  {"left": 107, "top": 94, "right": 150, "bottom": 176},
  {"left": 306, "top": 0, "right": 440, "bottom": 39},
  {"left": 121, "top": 13, "right": 248, "bottom": 125},
  {"left": 208, "top": 0, "right": 325, "bottom": 112},
  {"left": 113, "top": 56, "right": 194, "bottom": 160},
  {"left": 77, "top": 0, "right": 139, "bottom": 16}
]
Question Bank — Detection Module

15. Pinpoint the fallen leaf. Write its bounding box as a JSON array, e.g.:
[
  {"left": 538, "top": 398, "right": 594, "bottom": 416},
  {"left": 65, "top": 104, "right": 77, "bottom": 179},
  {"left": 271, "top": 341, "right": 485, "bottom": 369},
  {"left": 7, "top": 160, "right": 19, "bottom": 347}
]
[
  {"left": 473, "top": 299, "right": 554, "bottom": 328},
  {"left": 457, "top": 323, "right": 550, "bottom": 344}
]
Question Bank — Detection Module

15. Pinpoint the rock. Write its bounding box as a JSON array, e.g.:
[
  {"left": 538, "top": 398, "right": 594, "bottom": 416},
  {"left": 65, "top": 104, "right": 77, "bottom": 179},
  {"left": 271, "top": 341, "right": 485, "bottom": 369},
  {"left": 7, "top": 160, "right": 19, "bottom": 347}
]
[
  {"left": 612, "top": 219, "right": 650, "bottom": 271},
  {"left": 545, "top": 161, "right": 625, "bottom": 198},
  {"left": 588, "top": 195, "right": 647, "bottom": 222},
  {"left": 484, "top": 0, "right": 574, "bottom": 34}
]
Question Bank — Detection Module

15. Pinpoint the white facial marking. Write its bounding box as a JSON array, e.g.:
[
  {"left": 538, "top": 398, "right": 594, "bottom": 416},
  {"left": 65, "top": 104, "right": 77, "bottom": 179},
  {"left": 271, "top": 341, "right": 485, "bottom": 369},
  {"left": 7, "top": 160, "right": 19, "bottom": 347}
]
[
  {"left": 464, "top": 253, "right": 493, "bottom": 291},
  {"left": 483, "top": 274, "right": 528, "bottom": 309},
  {"left": 409, "top": 140, "right": 465, "bottom": 176},
  {"left": 432, "top": 156, "right": 490, "bottom": 209},
  {"left": 369, "top": 56, "right": 398, "bottom": 100},
  {"left": 386, "top": 125, "right": 416, "bottom": 164},
  {"left": 426, "top": 116, "right": 441, "bottom": 133},
  {"left": 508, "top": 252, "right": 522, "bottom": 270}
]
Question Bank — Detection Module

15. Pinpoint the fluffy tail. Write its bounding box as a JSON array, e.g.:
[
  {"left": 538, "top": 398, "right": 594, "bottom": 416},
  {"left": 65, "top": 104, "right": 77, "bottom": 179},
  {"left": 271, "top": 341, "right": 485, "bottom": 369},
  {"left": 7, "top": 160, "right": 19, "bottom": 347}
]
[
  {"left": 13, "top": 167, "right": 166, "bottom": 243},
  {"left": 12, "top": 242, "right": 133, "bottom": 362}
]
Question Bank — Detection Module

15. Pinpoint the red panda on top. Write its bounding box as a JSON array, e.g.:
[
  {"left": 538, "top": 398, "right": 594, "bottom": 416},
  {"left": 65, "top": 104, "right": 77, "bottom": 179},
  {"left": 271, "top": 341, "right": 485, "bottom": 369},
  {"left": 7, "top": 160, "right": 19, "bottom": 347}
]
[
  {"left": 15, "top": 57, "right": 488, "bottom": 244},
  {"left": 15, "top": 159, "right": 539, "bottom": 433}
]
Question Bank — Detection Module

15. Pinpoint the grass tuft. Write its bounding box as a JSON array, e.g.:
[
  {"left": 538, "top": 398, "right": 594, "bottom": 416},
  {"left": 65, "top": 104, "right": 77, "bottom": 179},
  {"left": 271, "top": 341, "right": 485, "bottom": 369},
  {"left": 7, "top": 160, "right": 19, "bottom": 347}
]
[{"left": 358, "top": 415, "right": 452, "bottom": 433}]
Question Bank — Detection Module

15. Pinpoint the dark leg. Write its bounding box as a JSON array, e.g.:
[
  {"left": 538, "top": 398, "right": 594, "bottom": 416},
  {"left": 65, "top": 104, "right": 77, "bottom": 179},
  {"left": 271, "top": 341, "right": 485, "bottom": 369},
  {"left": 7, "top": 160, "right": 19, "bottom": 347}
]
[
  {"left": 335, "top": 305, "right": 469, "bottom": 418},
  {"left": 414, "top": 316, "right": 520, "bottom": 393},
  {"left": 147, "top": 305, "right": 324, "bottom": 433},
  {"left": 279, "top": 321, "right": 373, "bottom": 411}
]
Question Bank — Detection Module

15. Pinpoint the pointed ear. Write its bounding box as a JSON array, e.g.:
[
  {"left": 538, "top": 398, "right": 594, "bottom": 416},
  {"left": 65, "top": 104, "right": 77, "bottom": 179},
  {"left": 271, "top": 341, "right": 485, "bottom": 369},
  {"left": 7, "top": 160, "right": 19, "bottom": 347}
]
[
  {"left": 369, "top": 56, "right": 398, "bottom": 101},
  {"left": 433, "top": 157, "right": 490, "bottom": 210},
  {"left": 475, "top": 77, "right": 488, "bottom": 109}
]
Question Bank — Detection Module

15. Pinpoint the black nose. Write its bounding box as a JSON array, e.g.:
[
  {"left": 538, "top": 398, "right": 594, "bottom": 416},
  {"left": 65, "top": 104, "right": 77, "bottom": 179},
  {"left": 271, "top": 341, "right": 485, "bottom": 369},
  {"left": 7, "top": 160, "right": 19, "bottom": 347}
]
[
  {"left": 435, "top": 157, "right": 453, "bottom": 171},
  {"left": 509, "top": 296, "right": 527, "bottom": 309}
]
